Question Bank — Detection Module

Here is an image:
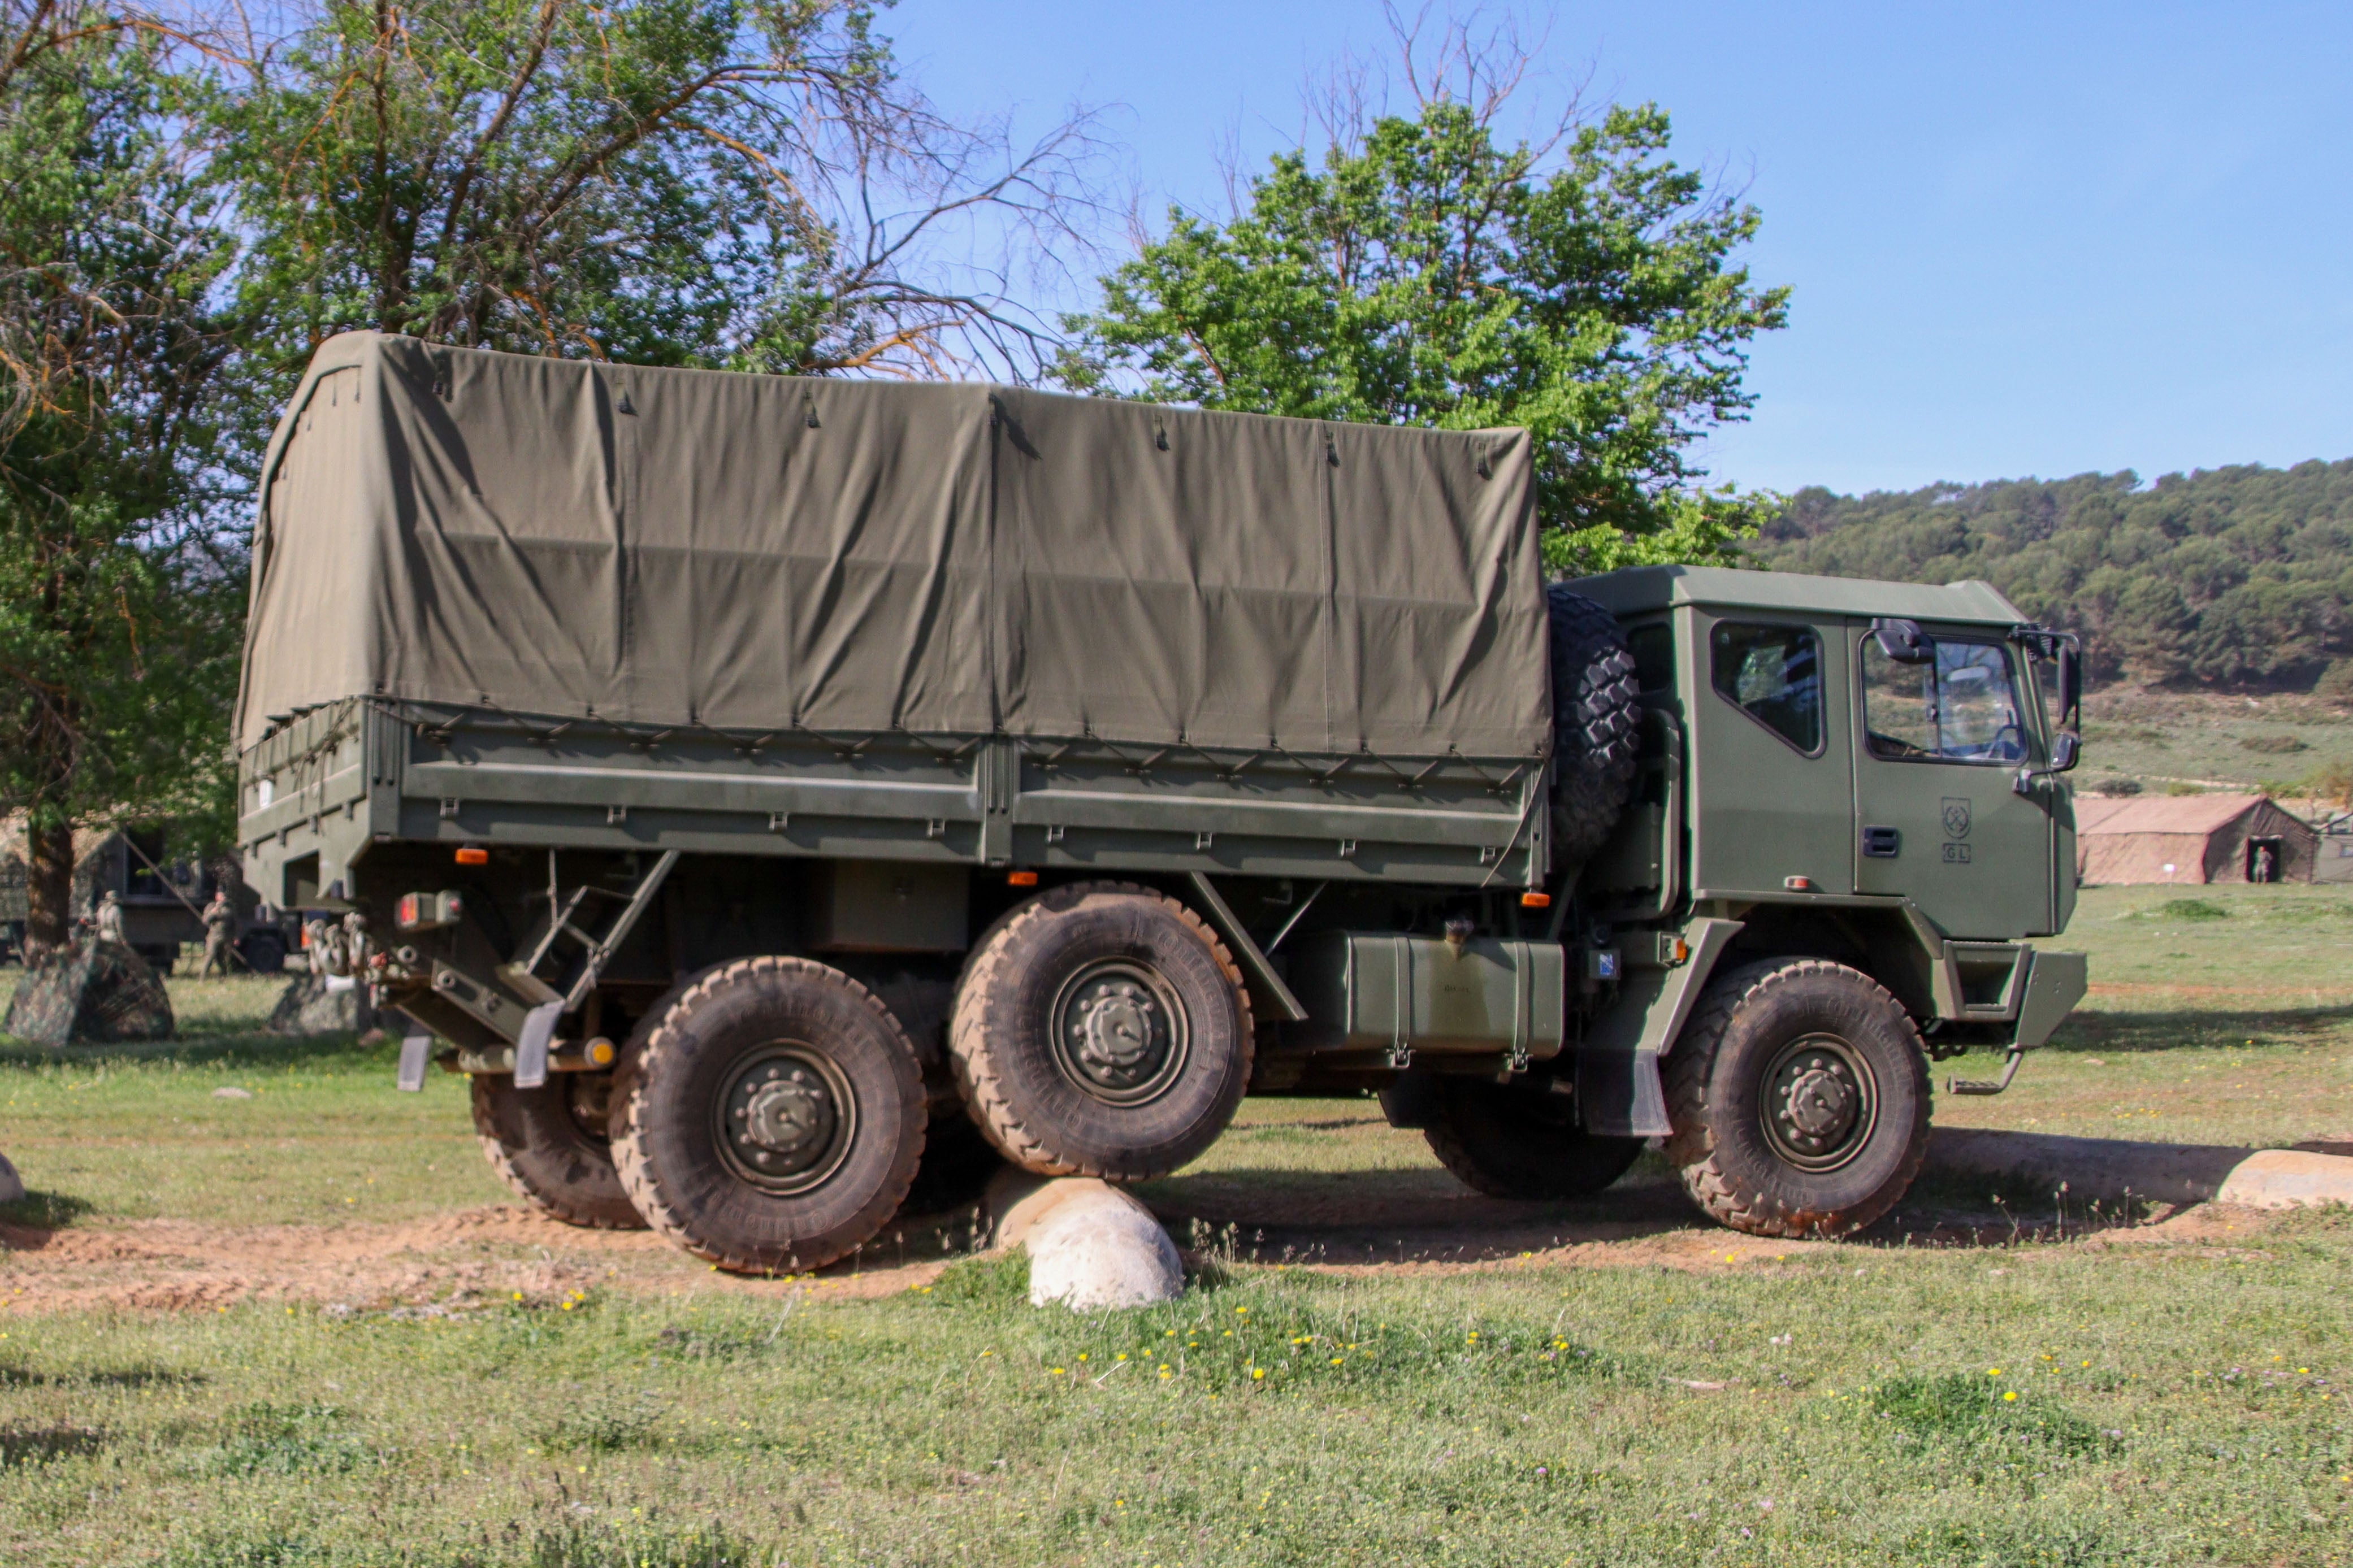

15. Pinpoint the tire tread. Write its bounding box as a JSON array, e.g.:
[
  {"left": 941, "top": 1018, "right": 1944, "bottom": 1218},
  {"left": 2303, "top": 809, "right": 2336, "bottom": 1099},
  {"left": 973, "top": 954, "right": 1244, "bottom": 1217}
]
[
  {"left": 949, "top": 881, "right": 1254, "bottom": 1180},
  {"left": 469, "top": 1079, "right": 644, "bottom": 1231},
  {"left": 1546, "top": 586, "right": 1643, "bottom": 864},
  {"left": 610, "top": 955, "right": 922, "bottom": 1272},
  {"left": 1662, "top": 958, "right": 1930, "bottom": 1238}
]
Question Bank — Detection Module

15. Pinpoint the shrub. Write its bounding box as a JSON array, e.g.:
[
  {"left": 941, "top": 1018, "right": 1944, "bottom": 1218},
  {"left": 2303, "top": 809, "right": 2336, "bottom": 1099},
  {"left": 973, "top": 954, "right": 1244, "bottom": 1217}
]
[
  {"left": 2154, "top": 898, "right": 2229, "bottom": 921},
  {"left": 2300, "top": 758, "right": 2353, "bottom": 806},
  {"left": 2239, "top": 734, "right": 2309, "bottom": 754}
]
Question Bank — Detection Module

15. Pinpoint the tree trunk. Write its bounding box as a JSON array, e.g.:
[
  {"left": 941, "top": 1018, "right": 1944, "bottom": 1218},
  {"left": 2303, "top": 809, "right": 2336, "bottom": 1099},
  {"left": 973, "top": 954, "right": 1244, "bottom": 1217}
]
[{"left": 25, "top": 820, "right": 75, "bottom": 955}]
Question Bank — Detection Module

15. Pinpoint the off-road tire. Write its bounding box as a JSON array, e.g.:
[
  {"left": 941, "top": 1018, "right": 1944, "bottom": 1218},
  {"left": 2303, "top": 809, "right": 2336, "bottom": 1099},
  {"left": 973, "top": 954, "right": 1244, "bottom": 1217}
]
[
  {"left": 1424, "top": 1078, "right": 1646, "bottom": 1199},
  {"left": 610, "top": 957, "right": 925, "bottom": 1273},
  {"left": 1663, "top": 958, "right": 1931, "bottom": 1238},
  {"left": 950, "top": 881, "right": 1253, "bottom": 1180},
  {"left": 1546, "top": 585, "right": 1641, "bottom": 865},
  {"left": 471, "top": 1072, "right": 646, "bottom": 1230}
]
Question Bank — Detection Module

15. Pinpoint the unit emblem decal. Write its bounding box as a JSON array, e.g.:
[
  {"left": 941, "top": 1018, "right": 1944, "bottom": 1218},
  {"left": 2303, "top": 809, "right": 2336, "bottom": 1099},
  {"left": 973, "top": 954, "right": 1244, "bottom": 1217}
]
[{"left": 1941, "top": 797, "right": 1972, "bottom": 840}]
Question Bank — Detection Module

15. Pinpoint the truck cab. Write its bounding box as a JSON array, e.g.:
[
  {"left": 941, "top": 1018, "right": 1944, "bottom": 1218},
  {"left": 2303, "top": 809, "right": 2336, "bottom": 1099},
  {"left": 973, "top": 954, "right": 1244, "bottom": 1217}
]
[{"left": 1581, "top": 565, "right": 2078, "bottom": 941}]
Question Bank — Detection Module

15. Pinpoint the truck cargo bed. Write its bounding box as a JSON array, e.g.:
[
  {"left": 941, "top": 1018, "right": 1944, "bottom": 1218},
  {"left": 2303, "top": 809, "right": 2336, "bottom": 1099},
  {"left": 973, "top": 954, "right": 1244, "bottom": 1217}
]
[{"left": 239, "top": 699, "right": 1548, "bottom": 907}]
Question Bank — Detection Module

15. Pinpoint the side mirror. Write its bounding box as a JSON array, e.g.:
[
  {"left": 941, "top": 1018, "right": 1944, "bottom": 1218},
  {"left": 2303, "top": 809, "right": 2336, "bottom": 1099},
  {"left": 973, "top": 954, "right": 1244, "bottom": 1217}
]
[
  {"left": 2057, "top": 644, "right": 2081, "bottom": 728},
  {"left": 2051, "top": 731, "right": 2079, "bottom": 772},
  {"left": 1871, "top": 617, "right": 1935, "bottom": 664}
]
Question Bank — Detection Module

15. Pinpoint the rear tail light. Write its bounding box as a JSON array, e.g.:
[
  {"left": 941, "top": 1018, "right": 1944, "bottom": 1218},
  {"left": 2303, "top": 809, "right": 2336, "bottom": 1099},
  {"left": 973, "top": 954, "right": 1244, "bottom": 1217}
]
[{"left": 396, "top": 891, "right": 465, "bottom": 932}]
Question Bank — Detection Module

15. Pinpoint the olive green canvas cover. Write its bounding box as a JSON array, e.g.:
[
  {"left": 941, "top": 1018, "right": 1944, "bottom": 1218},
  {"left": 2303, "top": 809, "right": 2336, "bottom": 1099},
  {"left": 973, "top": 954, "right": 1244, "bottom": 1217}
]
[{"left": 237, "top": 333, "right": 1548, "bottom": 759}]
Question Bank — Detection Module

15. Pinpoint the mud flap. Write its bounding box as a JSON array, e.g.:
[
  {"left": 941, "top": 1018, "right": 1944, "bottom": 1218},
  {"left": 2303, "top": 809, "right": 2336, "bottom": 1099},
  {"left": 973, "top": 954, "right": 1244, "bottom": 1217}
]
[
  {"left": 395, "top": 1014, "right": 432, "bottom": 1092},
  {"left": 1574, "top": 916, "right": 1744, "bottom": 1138},
  {"left": 514, "top": 1001, "right": 562, "bottom": 1089},
  {"left": 1575, "top": 1046, "right": 1672, "bottom": 1138}
]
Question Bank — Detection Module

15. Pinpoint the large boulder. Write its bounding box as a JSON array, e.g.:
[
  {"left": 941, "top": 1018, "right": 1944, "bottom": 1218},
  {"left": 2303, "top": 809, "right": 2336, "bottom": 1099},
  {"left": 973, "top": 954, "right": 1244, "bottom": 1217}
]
[
  {"left": 0, "top": 1151, "right": 23, "bottom": 1205},
  {"left": 1004, "top": 1178, "right": 1184, "bottom": 1310},
  {"left": 0, "top": 939, "right": 174, "bottom": 1048},
  {"left": 267, "top": 972, "right": 376, "bottom": 1036}
]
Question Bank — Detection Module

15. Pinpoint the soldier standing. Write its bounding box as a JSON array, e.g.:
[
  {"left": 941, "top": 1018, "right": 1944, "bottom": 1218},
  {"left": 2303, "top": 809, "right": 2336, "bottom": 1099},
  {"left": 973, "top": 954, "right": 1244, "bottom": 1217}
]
[
  {"left": 94, "top": 890, "right": 128, "bottom": 947},
  {"left": 201, "top": 890, "right": 237, "bottom": 979},
  {"left": 340, "top": 910, "right": 371, "bottom": 975}
]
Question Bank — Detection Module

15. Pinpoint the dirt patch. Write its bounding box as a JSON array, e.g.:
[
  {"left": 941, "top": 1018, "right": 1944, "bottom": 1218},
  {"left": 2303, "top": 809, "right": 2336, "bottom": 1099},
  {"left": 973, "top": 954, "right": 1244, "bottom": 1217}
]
[
  {"left": 0, "top": 1150, "right": 2278, "bottom": 1315},
  {"left": 0, "top": 1205, "right": 964, "bottom": 1316}
]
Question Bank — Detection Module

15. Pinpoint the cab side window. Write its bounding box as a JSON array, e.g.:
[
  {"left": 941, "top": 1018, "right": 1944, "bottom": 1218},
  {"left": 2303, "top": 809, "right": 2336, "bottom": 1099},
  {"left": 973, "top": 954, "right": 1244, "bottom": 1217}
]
[
  {"left": 1710, "top": 622, "right": 1822, "bottom": 754},
  {"left": 1862, "top": 637, "right": 2026, "bottom": 763}
]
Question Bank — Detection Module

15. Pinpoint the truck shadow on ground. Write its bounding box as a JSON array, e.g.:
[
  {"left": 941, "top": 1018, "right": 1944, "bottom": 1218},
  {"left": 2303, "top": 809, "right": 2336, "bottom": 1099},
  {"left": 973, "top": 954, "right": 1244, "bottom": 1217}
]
[
  {"left": 1136, "top": 1165, "right": 1705, "bottom": 1267},
  {"left": 1130, "top": 1125, "right": 2253, "bottom": 1267},
  {"left": 2053, "top": 1002, "right": 2353, "bottom": 1052}
]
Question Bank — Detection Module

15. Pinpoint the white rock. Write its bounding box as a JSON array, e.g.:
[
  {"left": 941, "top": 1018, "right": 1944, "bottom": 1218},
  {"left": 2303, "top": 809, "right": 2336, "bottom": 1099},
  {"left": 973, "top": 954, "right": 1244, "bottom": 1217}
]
[
  {"left": 0, "top": 1152, "right": 23, "bottom": 1205},
  {"left": 2215, "top": 1149, "right": 2353, "bottom": 1210},
  {"left": 1022, "top": 1184, "right": 1184, "bottom": 1310},
  {"left": 212, "top": 1086, "right": 255, "bottom": 1100}
]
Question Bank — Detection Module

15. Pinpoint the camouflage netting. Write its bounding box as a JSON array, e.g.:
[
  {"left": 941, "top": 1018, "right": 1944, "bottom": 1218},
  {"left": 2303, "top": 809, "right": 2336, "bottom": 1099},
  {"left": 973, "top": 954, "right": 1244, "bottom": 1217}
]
[
  {"left": 267, "top": 973, "right": 376, "bottom": 1036},
  {"left": 0, "top": 940, "right": 175, "bottom": 1047}
]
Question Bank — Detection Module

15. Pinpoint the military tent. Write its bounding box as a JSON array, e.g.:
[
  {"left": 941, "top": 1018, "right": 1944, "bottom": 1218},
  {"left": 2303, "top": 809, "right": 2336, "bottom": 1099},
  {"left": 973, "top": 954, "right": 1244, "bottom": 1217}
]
[{"left": 2074, "top": 793, "right": 2317, "bottom": 885}]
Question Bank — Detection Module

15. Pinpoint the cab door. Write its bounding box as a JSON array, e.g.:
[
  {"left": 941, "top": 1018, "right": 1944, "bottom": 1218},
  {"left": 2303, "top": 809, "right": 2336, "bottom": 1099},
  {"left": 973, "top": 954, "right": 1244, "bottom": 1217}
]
[{"left": 1850, "top": 625, "right": 2057, "bottom": 938}]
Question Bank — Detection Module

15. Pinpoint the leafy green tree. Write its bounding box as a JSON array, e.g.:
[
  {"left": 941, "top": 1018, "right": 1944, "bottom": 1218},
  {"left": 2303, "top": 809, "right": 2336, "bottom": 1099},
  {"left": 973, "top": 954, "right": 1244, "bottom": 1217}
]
[
  {"left": 1058, "top": 75, "right": 1786, "bottom": 572},
  {"left": 0, "top": 1, "right": 242, "bottom": 952},
  {"left": 210, "top": 0, "right": 1103, "bottom": 405}
]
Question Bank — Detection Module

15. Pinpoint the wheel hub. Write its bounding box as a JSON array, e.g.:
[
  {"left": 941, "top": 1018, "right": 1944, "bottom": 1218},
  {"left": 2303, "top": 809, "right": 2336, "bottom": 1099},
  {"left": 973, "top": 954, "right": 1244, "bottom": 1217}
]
[
  {"left": 1782, "top": 1063, "right": 1854, "bottom": 1140},
  {"left": 1759, "top": 1033, "right": 1878, "bottom": 1172},
  {"left": 740, "top": 1069, "right": 836, "bottom": 1165},
  {"left": 716, "top": 1046, "right": 856, "bottom": 1194},
  {"left": 1050, "top": 961, "right": 1189, "bottom": 1105}
]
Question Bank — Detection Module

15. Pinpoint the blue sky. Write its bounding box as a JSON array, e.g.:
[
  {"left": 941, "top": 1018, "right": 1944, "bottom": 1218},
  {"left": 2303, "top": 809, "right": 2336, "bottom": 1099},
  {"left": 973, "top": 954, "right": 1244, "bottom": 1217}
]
[{"left": 886, "top": 1, "right": 2352, "bottom": 498}]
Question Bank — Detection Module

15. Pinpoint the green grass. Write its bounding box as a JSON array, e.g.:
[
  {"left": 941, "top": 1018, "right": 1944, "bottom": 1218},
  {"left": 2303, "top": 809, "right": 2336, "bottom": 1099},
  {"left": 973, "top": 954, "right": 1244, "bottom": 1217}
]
[
  {"left": 3, "top": 888, "right": 2352, "bottom": 1565},
  {"left": 1931, "top": 882, "right": 2353, "bottom": 1150},
  {"left": 2078, "top": 687, "right": 2353, "bottom": 796},
  {"left": 1, "top": 1226, "right": 2348, "bottom": 1565},
  {"left": 0, "top": 973, "right": 506, "bottom": 1228}
]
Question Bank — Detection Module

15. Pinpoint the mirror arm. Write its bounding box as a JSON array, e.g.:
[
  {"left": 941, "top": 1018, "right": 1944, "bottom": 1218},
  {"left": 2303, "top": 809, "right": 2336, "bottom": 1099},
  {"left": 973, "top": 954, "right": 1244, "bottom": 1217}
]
[{"left": 2013, "top": 731, "right": 2081, "bottom": 794}]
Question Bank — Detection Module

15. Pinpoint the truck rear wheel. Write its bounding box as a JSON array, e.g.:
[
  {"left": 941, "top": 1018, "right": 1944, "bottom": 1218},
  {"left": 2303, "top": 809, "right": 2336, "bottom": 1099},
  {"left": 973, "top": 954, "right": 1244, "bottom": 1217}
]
[
  {"left": 950, "top": 882, "right": 1253, "bottom": 1180},
  {"left": 471, "top": 1072, "right": 646, "bottom": 1230},
  {"left": 611, "top": 957, "right": 925, "bottom": 1273},
  {"left": 1425, "top": 1077, "right": 1645, "bottom": 1199},
  {"left": 1663, "top": 958, "right": 1930, "bottom": 1238}
]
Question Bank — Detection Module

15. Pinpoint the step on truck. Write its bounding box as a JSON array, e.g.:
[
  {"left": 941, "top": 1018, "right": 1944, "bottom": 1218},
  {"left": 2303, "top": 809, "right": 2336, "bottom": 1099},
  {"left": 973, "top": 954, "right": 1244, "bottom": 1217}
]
[{"left": 235, "top": 333, "right": 2088, "bottom": 1270}]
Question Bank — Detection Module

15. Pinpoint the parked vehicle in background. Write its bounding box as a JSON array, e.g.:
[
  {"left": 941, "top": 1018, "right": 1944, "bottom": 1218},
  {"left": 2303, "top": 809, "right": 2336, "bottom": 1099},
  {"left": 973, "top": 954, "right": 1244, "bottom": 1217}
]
[
  {"left": 2, "top": 824, "right": 288, "bottom": 974},
  {"left": 235, "top": 334, "right": 2087, "bottom": 1271}
]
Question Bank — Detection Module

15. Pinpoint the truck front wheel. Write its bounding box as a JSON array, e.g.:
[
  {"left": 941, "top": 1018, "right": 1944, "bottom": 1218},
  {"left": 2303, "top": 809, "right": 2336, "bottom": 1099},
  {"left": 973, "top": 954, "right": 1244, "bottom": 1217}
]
[
  {"left": 471, "top": 1073, "right": 646, "bottom": 1230},
  {"left": 1424, "top": 1077, "right": 1645, "bottom": 1199},
  {"left": 611, "top": 957, "right": 925, "bottom": 1273},
  {"left": 951, "top": 882, "right": 1253, "bottom": 1180},
  {"left": 1663, "top": 958, "right": 1930, "bottom": 1238}
]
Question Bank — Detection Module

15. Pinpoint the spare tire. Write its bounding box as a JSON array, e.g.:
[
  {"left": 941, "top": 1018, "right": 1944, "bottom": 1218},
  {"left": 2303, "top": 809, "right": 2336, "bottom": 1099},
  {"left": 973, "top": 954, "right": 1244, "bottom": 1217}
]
[{"left": 1546, "top": 584, "right": 1641, "bottom": 865}]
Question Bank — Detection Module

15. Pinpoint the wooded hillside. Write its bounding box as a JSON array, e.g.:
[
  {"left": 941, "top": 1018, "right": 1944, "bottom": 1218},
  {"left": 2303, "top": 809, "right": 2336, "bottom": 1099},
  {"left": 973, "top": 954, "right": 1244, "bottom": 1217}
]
[{"left": 1754, "top": 461, "right": 2353, "bottom": 691}]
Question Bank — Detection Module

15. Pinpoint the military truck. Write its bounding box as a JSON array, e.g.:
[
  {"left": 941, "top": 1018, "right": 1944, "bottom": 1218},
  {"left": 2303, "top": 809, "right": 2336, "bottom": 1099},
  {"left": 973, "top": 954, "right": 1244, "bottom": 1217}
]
[{"left": 235, "top": 333, "right": 2087, "bottom": 1272}]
